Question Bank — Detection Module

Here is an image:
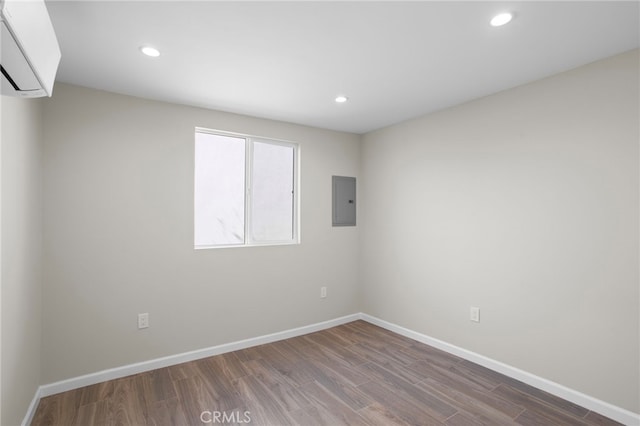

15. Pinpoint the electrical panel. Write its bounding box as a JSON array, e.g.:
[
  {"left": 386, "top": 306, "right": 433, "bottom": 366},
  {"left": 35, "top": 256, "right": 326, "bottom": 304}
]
[{"left": 332, "top": 176, "right": 356, "bottom": 226}]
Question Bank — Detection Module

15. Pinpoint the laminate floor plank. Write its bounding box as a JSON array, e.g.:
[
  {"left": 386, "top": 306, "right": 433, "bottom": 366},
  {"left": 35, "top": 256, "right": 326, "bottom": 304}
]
[
  {"left": 242, "top": 359, "right": 312, "bottom": 412},
  {"left": 253, "top": 344, "right": 315, "bottom": 388},
  {"left": 297, "top": 380, "right": 370, "bottom": 426},
  {"left": 350, "top": 322, "right": 428, "bottom": 351},
  {"left": 514, "top": 408, "right": 584, "bottom": 426},
  {"left": 357, "top": 401, "right": 411, "bottom": 426},
  {"left": 401, "top": 343, "right": 465, "bottom": 369},
  {"left": 415, "top": 377, "right": 522, "bottom": 426},
  {"left": 145, "top": 398, "right": 190, "bottom": 426},
  {"left": 110, "top": 377, "right": 149, "bottom": 426},
  {"left": 584, "top": 410, "right": 625, "bottom": 426},
  {"left": 288, "top": 405, "right": 340, "bottom": 426},
  {"left": 31, "top": 320, "right": 623, "bottom": 426},
  {"left": 79, "top": 380, "right": 114, "bottom": 406},
  {"left": 407, "top": 360, "right": 526, "bottom": 419},
  {"left": 409, "top": 360, "right": 499, "bottom": 393},
  {"left": 234, "top": 375, "right": 296, "bottom": 425},
  {"left": 32, "top": 389, "right": 82, "bottom": 426},
  {"left": 357, "top": 362, "right": 458, "bottom": 422},
  {"left": 287, "top": 341, "right": 372, "bottom": 388},
  {"left": 295, "top": 358, "right": 373, "bottom": 411},
  {"left": 213, "top": 352, "right": 251, "bottom": 381},
  {"left": 357, "top": 380, "right": 443, "bottom": 426},
  {"left": 172, "top": 375, "right": 218, "bottom": 425},
  {"left": 458, "top": 360, "right": 590, "bottom": 418},
  {"left": 234, "top": 345, "right": 263, "bottom": 363},
  {"left": 354, "top": 340, "right": 422, "bottom": 366},
  {"left": 494, "top": 384, "right": 590, "bottom": 426},
  {"left": 444, "top": 412, "right": 486, "bottom": 426},
  {"left": 72, "top": 401, "right": 99, "bottom": 426},
  {"left": 193, "top": 358, "right": 242, "bottom": 407},
  {"left": 284, "top": 334, "right": 314, "bottom": 348},
  {"left": 165, "top": 359, "right": 199, "bottom": 382},
  {"left": 303, "top": 333, "right": 369, "bottom": 367},
  {"left": 134, "top": 369, "right": 177, "bottom": 405},
  {"left": 320, "top": 327, "right": 363, "bottom": 347},
  {"left": 350, "top": 344, "right": 425, "bottom": 384},
  {"left": 304, "top": 340, "right": 365, "bottom": 372}
]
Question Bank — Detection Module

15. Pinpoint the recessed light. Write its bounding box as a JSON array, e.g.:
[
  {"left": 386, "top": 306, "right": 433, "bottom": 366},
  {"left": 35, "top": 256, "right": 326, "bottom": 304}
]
[
  {"left": 140, "top": 46, "right": 160, "bottom": 57},
  {"left": 335, "top": 95, "right": 348, "bottom": 103},
  {"left": 490, "top": 12, "right": 513, "bottom": 27}
]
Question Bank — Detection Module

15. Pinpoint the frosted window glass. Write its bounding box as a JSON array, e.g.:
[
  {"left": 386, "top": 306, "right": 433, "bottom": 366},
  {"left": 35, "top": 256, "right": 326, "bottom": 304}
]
[
  {"left": 251, "top": 142, "right": 294, "bottom": 242},
  {"left": 194, "top": 133, "right": 245, "bottom": 246}
]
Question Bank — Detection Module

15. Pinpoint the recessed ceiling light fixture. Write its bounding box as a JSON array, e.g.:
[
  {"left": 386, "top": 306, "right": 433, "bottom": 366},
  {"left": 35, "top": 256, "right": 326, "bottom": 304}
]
[
  {"left": 140, "top": 46, "right": 160, "bottom": 57},
  {"left": 335, "top": 95, "right": 348, "bottom": 103},
  {"left": 490, "top": 12, "right": 513, "bottom": 27}
]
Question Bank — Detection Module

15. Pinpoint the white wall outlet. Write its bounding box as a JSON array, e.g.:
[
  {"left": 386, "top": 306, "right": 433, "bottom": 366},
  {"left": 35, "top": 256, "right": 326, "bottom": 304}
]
[
  {"left": 470, "top": 307, "right": 480, "bottom": 323},
  {"left": 138, "top": 313, "right": 149, "bottom": 329},
  {"left": 320, "top": 286, "right": 327, "bottom": 299}
]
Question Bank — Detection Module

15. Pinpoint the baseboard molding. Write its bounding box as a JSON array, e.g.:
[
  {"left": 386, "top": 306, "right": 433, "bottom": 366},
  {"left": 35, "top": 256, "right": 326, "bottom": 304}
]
[
  {"left": 23, "top": 313, "right": 360, "bottom": 425},
  {"left": 23, "top": 312, "right": 639, "bottom": 426},
  {"left": 360, "top": 313, "right": 640, "bottom": 426},
  {"left": 21, "top": 387, "right": 42, "bottom": 426}
]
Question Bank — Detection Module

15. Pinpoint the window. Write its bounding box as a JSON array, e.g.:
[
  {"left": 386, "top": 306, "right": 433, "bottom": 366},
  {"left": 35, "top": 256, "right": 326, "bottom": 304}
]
[{"left": 194, "top": 128, "right": 298, "bottom": 248}]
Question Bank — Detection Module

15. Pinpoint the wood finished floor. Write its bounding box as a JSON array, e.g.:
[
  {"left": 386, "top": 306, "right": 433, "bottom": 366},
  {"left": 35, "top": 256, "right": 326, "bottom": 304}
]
[{"left": 32, "top": 320, "right": 622, "bottom": 426}]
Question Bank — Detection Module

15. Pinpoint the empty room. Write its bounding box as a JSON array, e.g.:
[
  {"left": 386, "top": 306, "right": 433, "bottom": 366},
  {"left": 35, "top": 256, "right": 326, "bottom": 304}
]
[{"left": 1, "top": 1, "right": 638, "bottom": 425}]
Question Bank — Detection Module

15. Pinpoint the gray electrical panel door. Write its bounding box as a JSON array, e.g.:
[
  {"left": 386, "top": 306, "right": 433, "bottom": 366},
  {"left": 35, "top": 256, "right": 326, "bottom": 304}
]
[{"left": 332, "top": 176, "right": 356, "bottom": 226}]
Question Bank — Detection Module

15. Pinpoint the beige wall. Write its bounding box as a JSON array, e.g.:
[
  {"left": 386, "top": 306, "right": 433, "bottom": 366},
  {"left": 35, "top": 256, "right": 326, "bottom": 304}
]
[
  {"left": 360, "top": 50, "right": 639, "bottom": 412},
  {"left": 1, "top": 96, "right": 44, "bottom": 425},
  {"left": 41, "top": 84, "right": 361, "bottom": 383}
]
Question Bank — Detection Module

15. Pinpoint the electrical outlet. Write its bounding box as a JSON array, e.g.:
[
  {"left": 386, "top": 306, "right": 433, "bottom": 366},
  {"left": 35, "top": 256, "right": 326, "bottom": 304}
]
[
  {"left": 470, "top": 307, "right": 480, "bottom": 323},
  {"left": 138, "top": 313, "right": 149, "bottom": 329},
  {"left": 320, "top": 286, "right": 327, "bottom": 299}
]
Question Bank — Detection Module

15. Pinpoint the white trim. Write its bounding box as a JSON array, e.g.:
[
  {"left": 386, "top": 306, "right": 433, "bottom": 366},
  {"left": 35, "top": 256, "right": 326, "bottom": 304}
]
[
  {"left": 21, "top": 387, "right": 41, "bottom": 426},
  {"left": 360, "top": 313, "right": 640, "bottom": 426},
  {"left": 37, "top": 313, "right": 359, "bottom": 399},
  {"left": 22, "top": 312, "right": 639, "bottom": 426}
]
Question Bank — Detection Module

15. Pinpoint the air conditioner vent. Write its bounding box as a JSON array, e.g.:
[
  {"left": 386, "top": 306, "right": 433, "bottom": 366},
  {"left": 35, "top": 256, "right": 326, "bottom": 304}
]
[{"left": 0, "top": 0, "right": 61, "bottom": 98}]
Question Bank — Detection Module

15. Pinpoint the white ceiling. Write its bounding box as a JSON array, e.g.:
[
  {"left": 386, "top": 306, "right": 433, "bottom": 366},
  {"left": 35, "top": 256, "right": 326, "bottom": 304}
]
[{"left": 47, "top": 1, "right": 639, "bottom": 134}]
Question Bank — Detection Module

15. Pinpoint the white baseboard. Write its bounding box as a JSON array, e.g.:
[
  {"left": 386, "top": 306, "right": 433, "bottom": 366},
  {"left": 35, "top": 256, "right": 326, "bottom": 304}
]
[
  {"left": 23, "top": 312, "right": 639, "bottom": 426},
  {"left": 22, "top": 313, "right": 359, "bottom": 425},
  {"left": 360, "top": 313, "right": 640, "bottom": 426},
  {"left": 21, "top": 387, "right": 42, "bottom": 426}
]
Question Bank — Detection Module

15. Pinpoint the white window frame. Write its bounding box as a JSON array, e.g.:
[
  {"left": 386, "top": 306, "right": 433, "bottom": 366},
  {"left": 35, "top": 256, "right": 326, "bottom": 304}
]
[{"left": 194, "top": 127, "right": 299, "bottom": 249}]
